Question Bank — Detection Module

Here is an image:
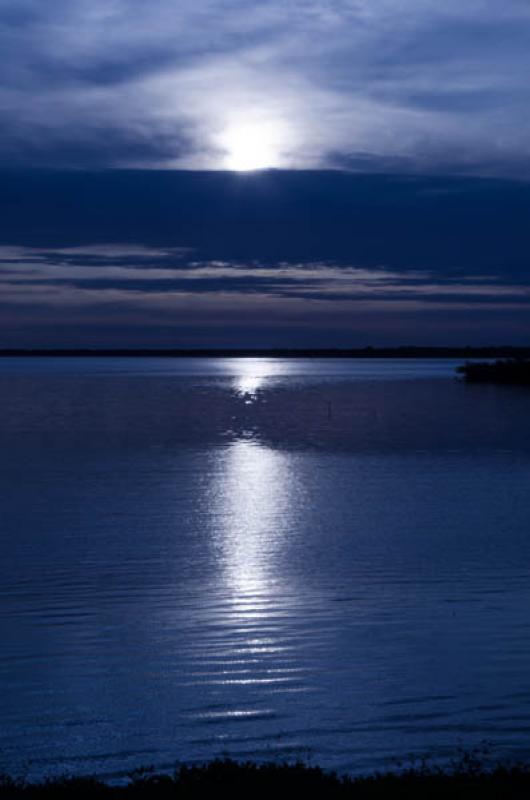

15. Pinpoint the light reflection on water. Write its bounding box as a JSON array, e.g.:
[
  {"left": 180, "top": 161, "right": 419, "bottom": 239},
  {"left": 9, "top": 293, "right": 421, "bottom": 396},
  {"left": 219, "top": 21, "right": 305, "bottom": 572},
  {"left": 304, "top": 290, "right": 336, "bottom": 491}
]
[
  {"left": 2, "top": 359, "right": 530, "bottom": 779},
  {"left": 217, "top": 440, "right": 290, "bottom": 595},
  {"left": 194, "top": 439, "right": 310, "bottom": 701},
  {"left": 233, "top": 358, "right": 279, "bottom": 400}
]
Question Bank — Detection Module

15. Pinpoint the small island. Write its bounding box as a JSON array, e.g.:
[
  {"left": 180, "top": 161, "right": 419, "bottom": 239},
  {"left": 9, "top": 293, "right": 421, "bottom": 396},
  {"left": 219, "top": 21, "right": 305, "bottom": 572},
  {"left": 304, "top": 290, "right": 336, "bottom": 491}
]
[{"left": 457, "top": 359, "right": 530, "bottom": 385}]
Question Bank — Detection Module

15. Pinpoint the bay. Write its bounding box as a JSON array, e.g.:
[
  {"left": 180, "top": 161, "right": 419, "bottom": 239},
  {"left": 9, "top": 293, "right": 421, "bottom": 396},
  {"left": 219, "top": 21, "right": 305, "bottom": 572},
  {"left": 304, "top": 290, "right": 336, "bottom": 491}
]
[{"left": 1, "top": 358, "right": 530, "bottom": 779}]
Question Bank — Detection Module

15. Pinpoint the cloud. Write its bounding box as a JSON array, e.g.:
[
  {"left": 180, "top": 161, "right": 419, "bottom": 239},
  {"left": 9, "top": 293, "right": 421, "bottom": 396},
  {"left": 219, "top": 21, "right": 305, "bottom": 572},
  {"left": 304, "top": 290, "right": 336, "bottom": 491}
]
[
  {"left": 1, "top": 1, "right": 530, "bottom": 173},
  {"left": 1, "top": 169, "right": 530, "bottom": 346},
  {"left": 2, "top": 244, "right": 529, "bottom": 310}
]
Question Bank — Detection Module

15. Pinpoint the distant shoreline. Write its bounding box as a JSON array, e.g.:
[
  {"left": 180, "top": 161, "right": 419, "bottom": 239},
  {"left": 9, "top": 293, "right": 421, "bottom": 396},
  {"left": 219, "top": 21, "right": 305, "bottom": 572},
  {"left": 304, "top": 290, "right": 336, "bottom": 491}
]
[{"left": 1, "top": 347, "right": 530, "bottom": 359}]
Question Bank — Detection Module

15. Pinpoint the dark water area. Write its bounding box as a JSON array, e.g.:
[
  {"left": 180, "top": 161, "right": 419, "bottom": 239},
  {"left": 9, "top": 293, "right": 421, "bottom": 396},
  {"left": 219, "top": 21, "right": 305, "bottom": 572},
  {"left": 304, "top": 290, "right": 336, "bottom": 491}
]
[{"left": 1, "top": 358, "right": 530, "bottom": 780}]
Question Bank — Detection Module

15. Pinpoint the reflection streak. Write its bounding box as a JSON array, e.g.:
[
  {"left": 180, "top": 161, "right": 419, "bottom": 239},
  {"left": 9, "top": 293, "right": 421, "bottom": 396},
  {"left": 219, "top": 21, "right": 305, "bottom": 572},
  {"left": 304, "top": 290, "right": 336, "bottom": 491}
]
[
  {"left": 218, "top": 440, "right": 290, "bottom": 598},
  {"left": 232, "top": 358, "right": 282, "bottom": 399},
  {"left": 206, "top": 437, "right": 302, "bottom": 682}
]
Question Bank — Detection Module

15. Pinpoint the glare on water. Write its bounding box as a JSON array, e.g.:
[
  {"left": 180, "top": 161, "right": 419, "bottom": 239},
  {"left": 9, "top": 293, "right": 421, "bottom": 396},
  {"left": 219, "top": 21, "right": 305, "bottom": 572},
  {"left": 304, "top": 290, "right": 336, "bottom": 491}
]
[
  {"left": 233, "top": 358, "right": 278, "bottom": 399},
  {"left": 217, "top": 440, "right": 290, "bottom": 597}
]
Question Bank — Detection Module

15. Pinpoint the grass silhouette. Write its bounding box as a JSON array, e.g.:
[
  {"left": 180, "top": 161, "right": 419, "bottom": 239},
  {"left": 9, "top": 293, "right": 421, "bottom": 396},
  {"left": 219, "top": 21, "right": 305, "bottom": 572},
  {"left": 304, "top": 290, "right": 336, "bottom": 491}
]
[{"left": 3, "top": 755, "right": 530, "bottom": 800}]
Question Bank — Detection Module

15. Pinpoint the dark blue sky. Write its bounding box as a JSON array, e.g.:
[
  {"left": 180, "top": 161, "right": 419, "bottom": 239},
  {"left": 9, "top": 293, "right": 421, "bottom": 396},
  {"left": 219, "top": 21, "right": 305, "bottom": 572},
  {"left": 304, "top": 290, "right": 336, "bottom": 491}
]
[{"left": 1, "top": 2, "right": 529, "bottom": 346}]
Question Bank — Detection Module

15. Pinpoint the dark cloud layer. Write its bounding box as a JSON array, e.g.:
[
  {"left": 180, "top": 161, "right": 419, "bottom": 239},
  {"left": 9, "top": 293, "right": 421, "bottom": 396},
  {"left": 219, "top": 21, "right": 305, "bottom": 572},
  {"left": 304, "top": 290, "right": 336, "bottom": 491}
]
[
  {"left": 1, "top": 170, "right": 529, "bottom": 271},
  {"left": 0, "top": 170, "right": 529, "bottom": 346}
]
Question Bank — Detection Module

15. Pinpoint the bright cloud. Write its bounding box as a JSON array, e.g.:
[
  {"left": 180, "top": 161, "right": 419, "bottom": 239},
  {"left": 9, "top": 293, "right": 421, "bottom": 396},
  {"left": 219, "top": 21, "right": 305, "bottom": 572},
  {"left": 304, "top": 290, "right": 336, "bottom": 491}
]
[{"left": 1, "top": 1, "right": 530, "bottom": 173}]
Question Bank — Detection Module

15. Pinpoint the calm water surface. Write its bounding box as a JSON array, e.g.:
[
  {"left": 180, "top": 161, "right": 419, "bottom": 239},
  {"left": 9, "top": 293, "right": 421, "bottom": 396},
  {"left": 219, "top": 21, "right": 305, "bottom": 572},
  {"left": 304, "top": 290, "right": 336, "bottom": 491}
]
[{"left": 1, "top": 358, "right": 530, "bottom": 779}]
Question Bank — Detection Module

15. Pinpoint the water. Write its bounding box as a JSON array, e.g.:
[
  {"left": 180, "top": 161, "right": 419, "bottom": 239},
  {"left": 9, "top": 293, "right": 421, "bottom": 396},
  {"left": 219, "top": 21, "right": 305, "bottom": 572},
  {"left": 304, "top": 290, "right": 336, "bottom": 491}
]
[{"left": 1, "top": 358, "right": 530, "bottom": 779}]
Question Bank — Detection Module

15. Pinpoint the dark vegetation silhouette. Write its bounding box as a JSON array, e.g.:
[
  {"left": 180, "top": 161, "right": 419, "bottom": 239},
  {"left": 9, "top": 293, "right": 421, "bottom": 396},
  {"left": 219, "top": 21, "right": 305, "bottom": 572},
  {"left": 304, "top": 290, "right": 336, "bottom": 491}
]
[
  {"left": 2, "top": 347, "right": 530, "bottom": 359},
  {"left": 457, "top": 359, "right": 530, "bottom": 385},
  {"left": 3, "top": 756, "right": 530, "bottom": 800}
]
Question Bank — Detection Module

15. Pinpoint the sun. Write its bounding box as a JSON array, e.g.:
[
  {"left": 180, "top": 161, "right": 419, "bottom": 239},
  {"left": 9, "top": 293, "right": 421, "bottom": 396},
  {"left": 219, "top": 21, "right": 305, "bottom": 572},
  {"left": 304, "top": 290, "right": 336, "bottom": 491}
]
[{"left": 219, "top": 120, "right": 285, "bottom": 171}]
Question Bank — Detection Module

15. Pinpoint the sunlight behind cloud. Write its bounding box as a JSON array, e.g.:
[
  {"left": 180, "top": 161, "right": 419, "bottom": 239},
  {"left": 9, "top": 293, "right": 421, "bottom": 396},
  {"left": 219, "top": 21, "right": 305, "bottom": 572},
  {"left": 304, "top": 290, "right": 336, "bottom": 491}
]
[
  {"left": 218, "top": 119, "right": 287, "bottom": 171},
  {"left": 2, "top": 1, "right": 530, "bottom": 173}
]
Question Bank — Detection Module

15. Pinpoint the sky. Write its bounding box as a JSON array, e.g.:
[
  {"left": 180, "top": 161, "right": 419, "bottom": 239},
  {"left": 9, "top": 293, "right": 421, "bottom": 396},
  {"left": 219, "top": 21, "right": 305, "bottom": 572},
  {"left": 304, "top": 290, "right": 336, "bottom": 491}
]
[{"left": 0, "top": 1, "right": 529, "bottom": 347}]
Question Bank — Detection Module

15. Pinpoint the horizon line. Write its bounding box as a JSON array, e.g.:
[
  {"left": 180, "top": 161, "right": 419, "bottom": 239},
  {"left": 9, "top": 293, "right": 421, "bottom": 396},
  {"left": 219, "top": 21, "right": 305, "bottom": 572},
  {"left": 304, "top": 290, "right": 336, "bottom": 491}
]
[{"left": 1, "top": 346, "right": 529, "bottom": 359}]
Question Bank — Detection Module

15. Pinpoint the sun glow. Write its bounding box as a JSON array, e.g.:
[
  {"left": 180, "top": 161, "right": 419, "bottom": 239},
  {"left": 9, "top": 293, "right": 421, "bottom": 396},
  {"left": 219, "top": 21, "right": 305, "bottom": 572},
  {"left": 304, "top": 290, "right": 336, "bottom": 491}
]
[{"left": 220, "top": 120, "right": 285, "bottom": 171}]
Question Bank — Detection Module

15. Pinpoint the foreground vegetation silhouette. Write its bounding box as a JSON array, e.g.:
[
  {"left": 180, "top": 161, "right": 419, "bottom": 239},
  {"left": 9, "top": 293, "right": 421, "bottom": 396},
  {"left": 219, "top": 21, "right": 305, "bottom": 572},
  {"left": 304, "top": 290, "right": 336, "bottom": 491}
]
[
  {"left": 3, "top": 757, "right": 530, "bottom": 800},
  {"left": 457, "top": 359, "right": 530, "bottom": 385}
]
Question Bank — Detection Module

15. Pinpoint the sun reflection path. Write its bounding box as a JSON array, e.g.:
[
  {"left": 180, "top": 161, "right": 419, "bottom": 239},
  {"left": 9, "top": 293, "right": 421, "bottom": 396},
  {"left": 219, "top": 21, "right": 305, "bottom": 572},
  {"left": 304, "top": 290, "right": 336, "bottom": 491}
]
[
  {"left": 180, "top": 361, "right": 317, "bottom": 718},
  {"left": 220, "top": 439, "right": 291, "bottom": 598},
  {"left": 233, "top": 358, "right": 284, "bottom": 402},
  {"left": 178, "top": 436, "right": 318, "bottom": 731},
  {"left": 203, "top": 436, "right": 305, "bottom": 676}
]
